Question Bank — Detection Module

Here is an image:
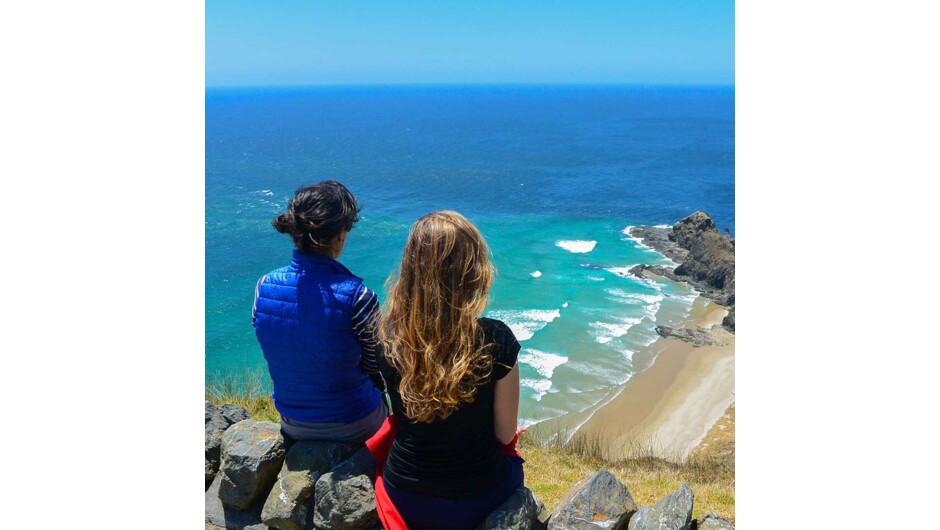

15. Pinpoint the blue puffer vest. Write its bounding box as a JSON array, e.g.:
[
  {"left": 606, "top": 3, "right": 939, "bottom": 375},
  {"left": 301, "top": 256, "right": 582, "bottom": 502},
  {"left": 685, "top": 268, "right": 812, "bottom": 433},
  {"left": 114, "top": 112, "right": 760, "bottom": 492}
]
[{"left": 253, "top": 250, "right": 381, "bottom": 424}]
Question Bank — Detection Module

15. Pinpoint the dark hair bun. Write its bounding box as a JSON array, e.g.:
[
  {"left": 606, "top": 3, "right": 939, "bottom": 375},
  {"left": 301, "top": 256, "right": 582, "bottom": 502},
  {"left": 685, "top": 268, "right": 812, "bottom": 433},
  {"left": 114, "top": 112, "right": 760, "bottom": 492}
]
[
  {"left": 272, "top": 212, "right": 297, "bottom": 235},
  {"left": 272, "top": 181, "right": 361, "bottom": 252}
]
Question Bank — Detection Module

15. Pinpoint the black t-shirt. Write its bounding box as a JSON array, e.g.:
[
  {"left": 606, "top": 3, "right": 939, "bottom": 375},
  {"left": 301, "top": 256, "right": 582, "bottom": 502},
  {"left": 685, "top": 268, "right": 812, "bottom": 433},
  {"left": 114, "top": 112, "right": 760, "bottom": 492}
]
[{"left": 377, "top": 317, "right": 521, "bottom": 499}]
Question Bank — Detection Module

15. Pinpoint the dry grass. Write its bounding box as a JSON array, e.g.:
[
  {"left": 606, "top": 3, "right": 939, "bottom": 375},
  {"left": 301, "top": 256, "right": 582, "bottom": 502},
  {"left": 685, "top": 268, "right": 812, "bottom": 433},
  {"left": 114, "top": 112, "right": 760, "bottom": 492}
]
[
  {"left": 518, "top": 429, "right": 735, "bottom": 524},
  {"left": 205, "top": 369, "right": 279, "bottom": 422},
  {"left": 206, "top": 370, "right": 734, "bottom": 524}
]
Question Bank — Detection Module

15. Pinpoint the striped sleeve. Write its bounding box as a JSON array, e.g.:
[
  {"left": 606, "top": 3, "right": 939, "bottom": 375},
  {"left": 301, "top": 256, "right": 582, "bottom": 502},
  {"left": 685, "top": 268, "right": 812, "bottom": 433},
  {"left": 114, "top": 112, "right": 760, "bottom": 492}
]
[
  {"left": 351, "top": 285, "right": 382, "bottom": 376},
  {"left": 251, "top": 275, "right": 266, "bottom": 328}
]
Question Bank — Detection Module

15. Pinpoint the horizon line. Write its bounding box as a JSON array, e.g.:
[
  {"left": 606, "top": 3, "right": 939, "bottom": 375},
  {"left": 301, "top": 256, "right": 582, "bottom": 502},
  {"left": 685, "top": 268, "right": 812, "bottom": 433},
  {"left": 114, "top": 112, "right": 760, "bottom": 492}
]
[{"left": 206, "top": 81, "right": 735, "bottom": 90}]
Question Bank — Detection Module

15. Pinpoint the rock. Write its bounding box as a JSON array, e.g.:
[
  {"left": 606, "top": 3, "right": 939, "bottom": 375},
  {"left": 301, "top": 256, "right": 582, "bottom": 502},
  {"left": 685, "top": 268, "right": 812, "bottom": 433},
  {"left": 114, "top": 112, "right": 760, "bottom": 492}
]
[
  {"left": 548, "top": 469, "right": 637, "bottom": 530},
  {"left": 207, "top": 401, "right": 234, "bottom": 485},
  {"left": 722, "top": 307, "right": 735, "bottom": 333},
  {"left": 628, "top": 225, "right": 689, "bottom": 264},
  {"left": 205, "top": 473, "right": 269, "bottom": 530},
  {"left": 628, "top": 213, "right": 735, "bottom": 311},
  {"left": 313, "top": 447, "right": 378, "bottom": 530},
  {"left": 627, "top": 484, "right": 693, "bottom": 530},
  {"left": 261, "top": 440, "right": 360, "bottom": 530},
  {"left": 655, "top": 326, "right": 721, "bottom": 347},
  {"left": 220, "top": 403, "right": 252, "bottom": 424},
  {"left": 477, "top": 487, "right": 542, "bottom": 530},
  {"left": 697, "top": 512, "right": 734, "bottom": 530},
  {"left": 628, "top": 264, "right": 648, "bottom": 278},
  {"left": 536, "top": 500, "right": 551, "bottom": 530},
  {"left": 669, "top": 212, "right": 735, "bottom": 305},
  {"left": 218, "top": 420, "right": 286, "bottom": 510}
]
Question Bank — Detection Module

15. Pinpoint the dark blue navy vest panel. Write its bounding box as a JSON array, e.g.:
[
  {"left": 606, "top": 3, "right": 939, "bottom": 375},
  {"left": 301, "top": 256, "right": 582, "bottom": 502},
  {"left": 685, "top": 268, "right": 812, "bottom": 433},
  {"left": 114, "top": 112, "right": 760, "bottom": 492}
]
[{"left": 254, "top": 250, "right": 382, "bottom": 424}]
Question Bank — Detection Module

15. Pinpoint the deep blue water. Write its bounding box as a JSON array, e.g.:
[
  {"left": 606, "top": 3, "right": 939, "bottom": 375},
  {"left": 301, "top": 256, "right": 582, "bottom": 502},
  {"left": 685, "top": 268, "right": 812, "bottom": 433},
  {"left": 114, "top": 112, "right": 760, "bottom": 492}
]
[{"left": 206, "top": 85, "right": 734, "bottom": 424}]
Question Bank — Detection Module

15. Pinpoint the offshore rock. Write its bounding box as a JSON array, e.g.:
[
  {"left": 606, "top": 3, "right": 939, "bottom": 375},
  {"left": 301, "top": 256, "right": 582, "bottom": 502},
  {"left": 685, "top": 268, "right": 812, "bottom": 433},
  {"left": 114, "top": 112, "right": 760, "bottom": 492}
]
[
  {"left": 219, "top": 420, "right": 286, "bottom": 510},
  {"left": 261, "top": 440, "right": 360, "bottom": 530},
  {"left": 627, "top": 484, "right": 693, "bottom": 530},
  {"left": 697, "top": 512, "right": 734, "bottom": 530},
  {"left": 313, "top": 447, "right": 379, "bottom": 530},
  {"left": 477, "top": 486, "right": 542, "bottom": 530},
  {"left": 548, "top": 469, "right": 637, "bottom": 530}
]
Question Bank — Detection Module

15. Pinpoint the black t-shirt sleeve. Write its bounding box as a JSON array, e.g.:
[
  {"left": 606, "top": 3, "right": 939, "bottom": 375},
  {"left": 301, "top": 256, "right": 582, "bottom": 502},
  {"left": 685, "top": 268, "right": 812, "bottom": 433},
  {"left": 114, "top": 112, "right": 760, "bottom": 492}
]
[{"left": 485, "top": 318, "right": 521, "bottom": 380}]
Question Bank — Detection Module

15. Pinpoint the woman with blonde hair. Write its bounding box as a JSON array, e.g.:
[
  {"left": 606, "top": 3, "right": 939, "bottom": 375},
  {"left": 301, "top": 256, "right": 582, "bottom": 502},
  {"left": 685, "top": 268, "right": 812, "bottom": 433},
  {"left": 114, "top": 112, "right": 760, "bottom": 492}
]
[{"left": 373, "top": 210, "right": 523, "bottom": 530}]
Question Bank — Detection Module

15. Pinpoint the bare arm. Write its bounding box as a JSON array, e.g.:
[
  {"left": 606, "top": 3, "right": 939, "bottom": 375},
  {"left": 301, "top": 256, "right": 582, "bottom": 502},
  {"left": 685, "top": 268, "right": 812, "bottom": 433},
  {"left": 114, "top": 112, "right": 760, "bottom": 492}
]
[{"left": 493, "top": 362, "right": 520, "bottom": 445}]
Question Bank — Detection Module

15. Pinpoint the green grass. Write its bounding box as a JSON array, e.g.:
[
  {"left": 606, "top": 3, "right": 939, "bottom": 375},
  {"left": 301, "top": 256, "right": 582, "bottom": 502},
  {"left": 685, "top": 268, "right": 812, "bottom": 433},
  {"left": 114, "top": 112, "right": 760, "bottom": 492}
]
[
  {"left": 206, "top": 369, "right": 279, "bottom": 422},
  {"left": 206, "top": 371, "right": 734, "bottom": 524}
]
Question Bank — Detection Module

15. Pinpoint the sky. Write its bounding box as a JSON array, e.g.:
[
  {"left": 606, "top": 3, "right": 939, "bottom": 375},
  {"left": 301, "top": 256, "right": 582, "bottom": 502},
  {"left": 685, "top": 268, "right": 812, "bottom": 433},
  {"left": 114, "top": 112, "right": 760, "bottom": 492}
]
[{"left": 206, "top": 1, "right": 734, "bottom": 87}]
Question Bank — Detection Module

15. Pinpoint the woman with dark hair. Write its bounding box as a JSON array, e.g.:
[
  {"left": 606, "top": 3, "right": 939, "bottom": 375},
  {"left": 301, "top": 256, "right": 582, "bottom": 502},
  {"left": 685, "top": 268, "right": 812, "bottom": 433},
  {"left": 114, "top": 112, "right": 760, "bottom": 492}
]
[
  {"left": 373, "top": 211, "right": 524, "bottom": 530},
  {"left": 252, "top": 180, "right": 387, "bottom": 444}
]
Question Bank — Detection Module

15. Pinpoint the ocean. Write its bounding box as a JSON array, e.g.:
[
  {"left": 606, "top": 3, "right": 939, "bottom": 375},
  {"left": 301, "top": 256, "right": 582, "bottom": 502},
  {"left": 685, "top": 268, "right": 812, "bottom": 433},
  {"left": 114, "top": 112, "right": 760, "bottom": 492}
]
[{"left": 206, "top": 85, "right": 734, "bottom": 427}]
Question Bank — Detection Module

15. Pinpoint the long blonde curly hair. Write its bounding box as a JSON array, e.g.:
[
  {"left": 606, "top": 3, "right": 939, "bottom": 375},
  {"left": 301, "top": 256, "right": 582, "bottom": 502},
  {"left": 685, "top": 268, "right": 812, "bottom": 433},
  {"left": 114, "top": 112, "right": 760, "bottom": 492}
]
[{"left": 379, "top": 211, "right": 496, "bottom": 423}]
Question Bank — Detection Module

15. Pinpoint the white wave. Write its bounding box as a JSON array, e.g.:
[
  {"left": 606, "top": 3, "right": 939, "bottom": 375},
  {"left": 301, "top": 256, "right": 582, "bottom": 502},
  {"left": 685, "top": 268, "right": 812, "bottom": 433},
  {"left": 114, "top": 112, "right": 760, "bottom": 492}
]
[
  {"left": 521, "top": 378, "right": 553, "bottom": 401},
  {"left": 562, "top": 302, "right": 569, "bottom": 308},
  {"left": 586, "top": 275, "right": 606, "bottom": 282},
  {"left": 518, "top": 417, "right": 541, "bottom": 428},
  {"left": 590, "top": 316, "right": 643, "bottom": 344},
  {"left": 556, "top": 240, "right": 597, "bottom": 253},
  {"left": 486, "top": 309, "right": 561, "bottom": 341},
  {"left": 605, "top": 289, "right": 664, "bottom": 305},
  {"left": 530, "top": 270, "right": 542, "bottom": 278},
  {"left": 653, "top": 224, "right": 672, "bottom": 229},
  {"left": 605, "top": 266, "right": 639, "bottom": 278},
  {"left": 520, "top": 349, "right": 568, "bottom": 378}
]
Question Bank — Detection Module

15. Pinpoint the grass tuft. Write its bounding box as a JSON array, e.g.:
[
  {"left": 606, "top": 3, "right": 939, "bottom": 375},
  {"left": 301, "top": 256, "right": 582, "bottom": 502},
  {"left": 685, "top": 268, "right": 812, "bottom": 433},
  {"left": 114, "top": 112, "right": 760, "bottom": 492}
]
[{"left": 205, "top": 369, "right": 279, "bottom": 422}]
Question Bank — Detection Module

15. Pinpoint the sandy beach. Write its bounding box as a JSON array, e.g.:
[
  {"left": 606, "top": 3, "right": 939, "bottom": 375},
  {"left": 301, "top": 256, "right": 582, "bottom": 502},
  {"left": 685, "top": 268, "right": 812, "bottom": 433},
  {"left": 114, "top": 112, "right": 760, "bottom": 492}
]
[
  {"left": 577, "top": 295, "right": 734, "bottom": 461},
  {"left": 529, "top": 292, "right": 735, "bottom": 462}
]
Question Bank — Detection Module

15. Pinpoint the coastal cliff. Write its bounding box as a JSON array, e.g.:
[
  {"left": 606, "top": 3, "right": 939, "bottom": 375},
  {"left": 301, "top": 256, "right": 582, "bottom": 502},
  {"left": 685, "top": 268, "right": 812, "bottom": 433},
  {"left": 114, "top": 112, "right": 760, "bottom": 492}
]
[{"left": 628, "top": 212, "right": 735, "bottom": 332}]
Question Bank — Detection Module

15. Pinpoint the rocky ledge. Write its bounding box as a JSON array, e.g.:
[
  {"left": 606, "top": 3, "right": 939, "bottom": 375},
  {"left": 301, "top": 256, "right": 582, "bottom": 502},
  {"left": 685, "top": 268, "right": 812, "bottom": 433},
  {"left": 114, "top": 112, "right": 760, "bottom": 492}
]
[
  {"left": 629, "top": 212, "right": 735, "bottom": 332},
  {"left": 206, "top": 401, "right": 734, "bottom": 530},
  {"left": 655, "top": 325, "right": 723, "bottom": 347}
]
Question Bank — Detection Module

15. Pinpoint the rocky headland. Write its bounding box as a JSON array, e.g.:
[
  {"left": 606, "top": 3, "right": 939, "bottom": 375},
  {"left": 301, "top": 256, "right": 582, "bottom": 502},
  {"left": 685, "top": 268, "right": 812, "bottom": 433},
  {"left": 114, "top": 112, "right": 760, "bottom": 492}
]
[
  {"left": 628, "top": 212, "right": 735, "bottom": 333},
  {"left": 206, "top": 401, "right": 734, "bottom": 530}
]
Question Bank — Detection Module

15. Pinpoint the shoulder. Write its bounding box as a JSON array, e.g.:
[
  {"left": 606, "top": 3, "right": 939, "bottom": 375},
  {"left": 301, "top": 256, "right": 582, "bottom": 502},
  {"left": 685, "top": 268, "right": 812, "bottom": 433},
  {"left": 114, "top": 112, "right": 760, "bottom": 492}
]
[
  {"left": 479, "top": 317, "right": 513, "bottom": 337},
  {"left": 479, "top": 318, "right": 521, "bottom": 375}
]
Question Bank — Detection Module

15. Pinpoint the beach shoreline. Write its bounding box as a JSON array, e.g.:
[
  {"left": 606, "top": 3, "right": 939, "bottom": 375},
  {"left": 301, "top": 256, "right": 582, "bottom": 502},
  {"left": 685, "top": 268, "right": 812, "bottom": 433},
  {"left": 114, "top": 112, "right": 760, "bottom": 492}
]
[{"left": 529, "top": 272, "right": 735, "bottom": 462}]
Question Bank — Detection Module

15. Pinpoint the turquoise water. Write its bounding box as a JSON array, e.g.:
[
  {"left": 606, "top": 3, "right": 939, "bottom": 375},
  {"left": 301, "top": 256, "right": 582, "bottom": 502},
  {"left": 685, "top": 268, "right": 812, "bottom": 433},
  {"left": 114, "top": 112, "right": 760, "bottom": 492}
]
[{"left": 206, "top": 85, "right": 733, "bottom": 426}]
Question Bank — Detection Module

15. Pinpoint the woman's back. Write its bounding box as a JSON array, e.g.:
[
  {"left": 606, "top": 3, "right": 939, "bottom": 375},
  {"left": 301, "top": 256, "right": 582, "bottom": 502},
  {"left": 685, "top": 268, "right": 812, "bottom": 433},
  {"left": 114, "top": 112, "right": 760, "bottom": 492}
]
[{"left": 377, "top": 317, "right": 520, "bottom": 498}]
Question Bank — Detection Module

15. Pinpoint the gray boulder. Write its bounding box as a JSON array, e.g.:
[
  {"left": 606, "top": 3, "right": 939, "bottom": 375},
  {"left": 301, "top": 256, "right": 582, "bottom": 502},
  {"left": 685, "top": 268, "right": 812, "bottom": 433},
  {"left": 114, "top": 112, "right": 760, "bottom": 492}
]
[
  {"left": 219, "top": 420, "right": 286, "bottom": 510},
  {"left": 261, "top": 440, "right": 360, "bottom": 530},
  {"left": 313, "top": 447, "right": 379, "bottom": 530},
  {"left": 220, "top": 403, "right": 252, "bottom": 424},
  {"left": 477, "top": 486, "right": 542, "bottom": 530},
  {"left": 207, "top": 401, "right": 234, "bottom": 484},
  {"left": 627, "top": 484, "right": 693, "bottom": 530},
  {"left": 697, "top": 512, "right": 734, "bottom": 530},
  {"left": 205, "top": 473, "right": 270, "bottom": 530},
  {"left": 548, "top": 468, "right": 637, "bottom": 530}
]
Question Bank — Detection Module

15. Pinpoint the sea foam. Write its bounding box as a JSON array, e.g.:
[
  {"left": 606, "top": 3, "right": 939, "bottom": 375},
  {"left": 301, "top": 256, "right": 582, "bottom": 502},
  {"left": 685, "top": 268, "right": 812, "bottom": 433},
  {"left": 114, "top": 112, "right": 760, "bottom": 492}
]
[
  {"left": 590, "top": 316, "right": 643, "bottom": 344},
  {"left": 520, "top": 348, "right": 568, "bottom": 378},
  {"left": 521, "top": 378, "right": 553, "bottom": 401},
  {"left": 530, "top": 270, "right": 542, "bottom": 278},
  {"left": 486, "top": 309, "right": 561, "bottom": 341},
  {"left": 556, "top": 240, "right": 597, "bottom": 253}
]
